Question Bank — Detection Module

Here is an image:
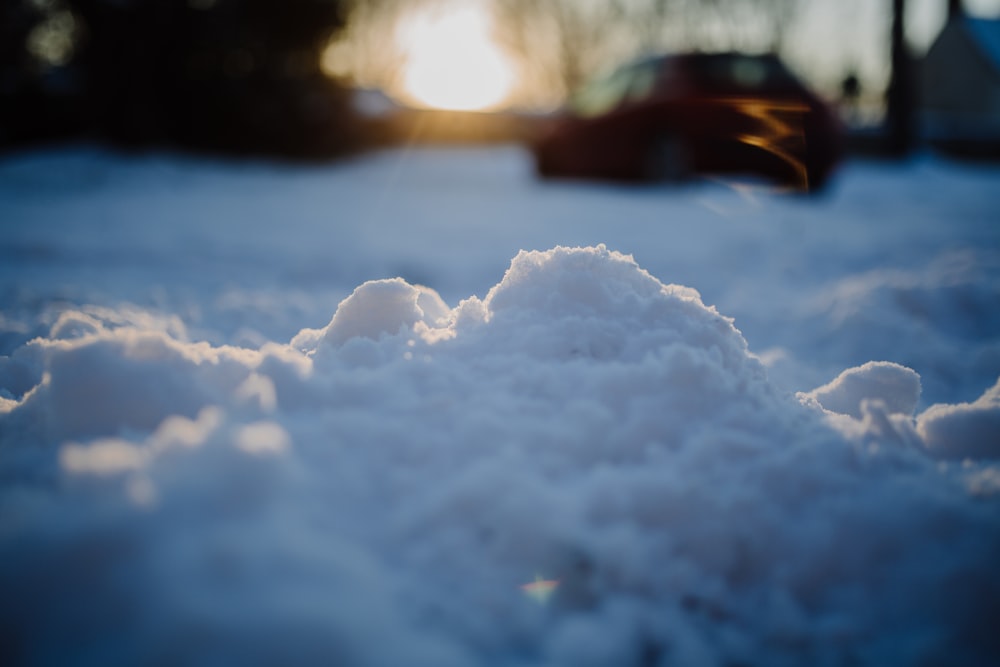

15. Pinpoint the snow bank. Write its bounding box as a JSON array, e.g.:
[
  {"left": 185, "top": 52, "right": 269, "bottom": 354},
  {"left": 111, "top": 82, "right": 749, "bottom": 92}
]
[
  {"left": 799, "top": 359, "right": 1000, "bottom": 464},
  {"left": 792, "top": 248, "right": 1000, "bottom": 406},
  {"left": 2, "top": 247, "right": 999, "bottom": 666},
  {"left": 799, "top": 360, "right": 922, "bottom": 419},
  {"left": 918, "top": 378, "right": 1000, "bottom": 461}
]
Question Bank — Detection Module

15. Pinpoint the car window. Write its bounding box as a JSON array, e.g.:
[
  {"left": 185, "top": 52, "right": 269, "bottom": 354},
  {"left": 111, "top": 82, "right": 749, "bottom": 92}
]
[
  {"left": 730, "top": 57, "right": 769, "bottom": 87},
  {"left": 698, "top": 54, "right": 798, "bottom": 92},
  {"left": 626, "top": 62, "right": 658, "bottom": 102},
  {"left": 569, "top": 68, "right": 634, "bottom": 118}
]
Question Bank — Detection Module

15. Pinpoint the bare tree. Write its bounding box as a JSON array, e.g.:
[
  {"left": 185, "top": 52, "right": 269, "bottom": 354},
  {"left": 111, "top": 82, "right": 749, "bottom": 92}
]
[
  {"left": 611, "top": 0, "right": 802, "bottom": 54},
  {"left": 494, "top": 0, "right": 629, "bottom": 104},
  {"left": 493, "top": 0, "right": 803, "bottom": 105},
  {"left": 323, "top": 0, "right": 429, "bottom": 90}
]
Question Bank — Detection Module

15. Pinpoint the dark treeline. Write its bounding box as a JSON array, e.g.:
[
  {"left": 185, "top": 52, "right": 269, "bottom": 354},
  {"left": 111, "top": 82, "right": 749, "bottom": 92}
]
[{"left": 0, "top": 0, "right": 359, "bottom": 157}]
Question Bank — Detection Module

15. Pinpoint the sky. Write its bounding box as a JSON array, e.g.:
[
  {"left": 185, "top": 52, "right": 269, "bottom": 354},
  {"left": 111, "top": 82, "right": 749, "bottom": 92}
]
[{"left": 1, "top": 145, "right": 999, "bottom": 665}]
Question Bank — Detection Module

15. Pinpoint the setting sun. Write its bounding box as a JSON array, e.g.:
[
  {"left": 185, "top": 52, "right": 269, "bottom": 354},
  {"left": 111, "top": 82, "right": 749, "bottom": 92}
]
[{"left": 398, "top": 6, "right": 514, "bottom": 111}]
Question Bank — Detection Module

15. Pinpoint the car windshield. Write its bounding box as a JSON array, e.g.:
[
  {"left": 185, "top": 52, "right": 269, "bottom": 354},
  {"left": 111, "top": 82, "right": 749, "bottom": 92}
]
[
  {"left": 690, "top": 54, "right": 799, "bottom": 92},
  {"left": 566, "top": 53, "right": 801, "bottom": 118}
]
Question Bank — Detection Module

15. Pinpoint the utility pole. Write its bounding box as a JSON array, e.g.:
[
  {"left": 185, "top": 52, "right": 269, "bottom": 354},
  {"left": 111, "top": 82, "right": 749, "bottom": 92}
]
[{"left": 885, "top": 0, "right": 913, "bottom": 155}]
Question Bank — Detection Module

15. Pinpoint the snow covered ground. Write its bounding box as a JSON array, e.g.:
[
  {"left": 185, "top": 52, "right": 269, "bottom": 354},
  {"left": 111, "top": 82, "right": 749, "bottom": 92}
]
[{"left": 1, "top": 145, "right": 999, "bottom": 665}]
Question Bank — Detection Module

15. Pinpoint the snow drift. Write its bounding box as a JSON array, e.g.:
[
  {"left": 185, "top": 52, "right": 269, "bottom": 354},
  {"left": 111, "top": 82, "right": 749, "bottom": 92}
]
[{"left": 1, "top": 246, "right": 998, "bottom": 666}]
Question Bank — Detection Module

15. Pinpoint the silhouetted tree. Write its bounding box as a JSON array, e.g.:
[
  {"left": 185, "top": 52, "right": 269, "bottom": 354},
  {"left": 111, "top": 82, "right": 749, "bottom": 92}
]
[
  {"left": 1, "top": 0, "right": 356, "bottom": 156},
  {"left": 0, "top": 0, "right": 89, "bottom": 147},
  {"left": 324, "top": 0, "right": 412, "bottom": 89}
]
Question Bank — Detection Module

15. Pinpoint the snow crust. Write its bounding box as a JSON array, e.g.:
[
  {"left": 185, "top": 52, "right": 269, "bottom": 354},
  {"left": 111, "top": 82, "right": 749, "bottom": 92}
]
[{"left": 2, "top": 244, "right": 999, "bottom": 666}]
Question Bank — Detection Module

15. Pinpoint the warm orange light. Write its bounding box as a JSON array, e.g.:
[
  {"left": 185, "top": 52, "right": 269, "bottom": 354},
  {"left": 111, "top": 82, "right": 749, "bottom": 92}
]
[
  {"left": 398, "top": 6, "right": 514, "bottom": 111},
  {"left": 730, "top": 97, "right": 810, "bottom": 190}
]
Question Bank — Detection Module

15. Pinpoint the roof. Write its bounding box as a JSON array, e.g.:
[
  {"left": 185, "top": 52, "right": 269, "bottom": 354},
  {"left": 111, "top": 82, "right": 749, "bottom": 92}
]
[{"left": 965, "top": 18, "right": 1000, "bottom": 74}]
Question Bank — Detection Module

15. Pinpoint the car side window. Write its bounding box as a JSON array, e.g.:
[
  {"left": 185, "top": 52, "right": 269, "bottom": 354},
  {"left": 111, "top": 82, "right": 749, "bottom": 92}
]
[
  {"left": 570, "top": 69, "right": 634, "bottom": 118},
  {"left": 627, "top": 63, "right": 658, "bottom": 102}
]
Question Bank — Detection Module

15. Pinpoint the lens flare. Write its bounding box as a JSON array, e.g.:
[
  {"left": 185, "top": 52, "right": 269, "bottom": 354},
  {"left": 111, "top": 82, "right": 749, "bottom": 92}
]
[{"left": 520, "top": 574, "right": 560, "bottom": 604}]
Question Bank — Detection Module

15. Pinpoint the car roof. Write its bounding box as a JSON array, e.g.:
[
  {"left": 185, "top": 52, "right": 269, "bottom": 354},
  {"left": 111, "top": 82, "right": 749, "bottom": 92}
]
[
  {"left": 566, "top": 51, "right": 807, "bottom": 118},
  {"left": 623, "top": 51, "right": 801, "bottom": 91}
]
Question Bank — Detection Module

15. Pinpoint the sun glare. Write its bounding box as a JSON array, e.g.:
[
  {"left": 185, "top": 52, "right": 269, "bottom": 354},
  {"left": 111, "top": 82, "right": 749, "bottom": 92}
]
[{"left": 398, "top": 6, "right": 514, "bottom": 111}]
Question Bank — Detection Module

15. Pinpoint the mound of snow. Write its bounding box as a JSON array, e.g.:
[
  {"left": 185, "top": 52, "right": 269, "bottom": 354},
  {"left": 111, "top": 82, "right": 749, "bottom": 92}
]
[
  {"left": 799, "top": 361, "right": 1000, "bottom": 465},
  {"left": 799, "top": 249, "right": 1000, "bottom": 405},
  {"left": 1, "top": 247, "right": 999, "bottom": 666},
  {"left": 799, "top": 361, "right": 922, "bottom": 419},
  {"left": 318, "top": 278, "right": 450, "bottom": 347},
  {"left": 918, "top": 378, "right": 1000, "bottom": 460}
]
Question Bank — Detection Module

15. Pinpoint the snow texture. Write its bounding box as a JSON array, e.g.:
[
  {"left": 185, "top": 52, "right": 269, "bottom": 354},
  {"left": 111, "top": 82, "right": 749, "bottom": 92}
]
[
  {"left": 919, "top": 378, "right": 1000, "bottom": 460},
  {"left": 799, "top": 361, "right": 922, "bottom": 419},
  {"left": 1, "top": 147, "right": 1000, "bottom": 666}
]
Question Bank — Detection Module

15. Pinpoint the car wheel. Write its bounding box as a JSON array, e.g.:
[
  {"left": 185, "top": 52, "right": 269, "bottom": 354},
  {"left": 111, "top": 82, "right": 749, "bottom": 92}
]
[{"left": 643, "top": 133, "right": 691, "bottom": 183}]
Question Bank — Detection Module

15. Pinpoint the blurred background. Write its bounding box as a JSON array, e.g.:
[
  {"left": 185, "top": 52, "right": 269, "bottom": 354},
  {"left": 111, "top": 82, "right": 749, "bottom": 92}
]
[{"left": 2, "top": 0, "right": 999, "bottom": 159}]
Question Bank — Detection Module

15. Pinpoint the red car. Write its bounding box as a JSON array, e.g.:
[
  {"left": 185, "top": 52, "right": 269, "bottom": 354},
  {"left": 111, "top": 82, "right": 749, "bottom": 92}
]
[{"left": 532, "top": 52, "right": 843, "bottom": 192}]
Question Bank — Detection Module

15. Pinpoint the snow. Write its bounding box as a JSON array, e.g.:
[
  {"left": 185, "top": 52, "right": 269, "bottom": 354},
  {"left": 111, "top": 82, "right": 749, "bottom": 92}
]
[
  {"left": 1, "top": 145, "right": 1000, "bottom": 665},
  {"left": 799, "top": 361, "right": 922, "bottom": 419},
  {"left": 919, "top": 377, "right": 1000, "bottom": 460}
]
